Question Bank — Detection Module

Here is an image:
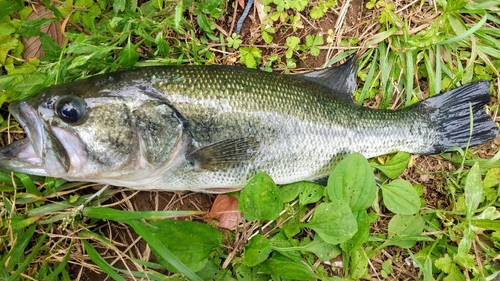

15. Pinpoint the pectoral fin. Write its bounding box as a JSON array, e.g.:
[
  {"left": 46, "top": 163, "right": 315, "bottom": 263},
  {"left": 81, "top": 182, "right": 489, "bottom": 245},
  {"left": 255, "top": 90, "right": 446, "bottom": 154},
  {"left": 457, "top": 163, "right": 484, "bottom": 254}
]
[{"left": 187, "top": 137, "right": 259, "bottom": 171}]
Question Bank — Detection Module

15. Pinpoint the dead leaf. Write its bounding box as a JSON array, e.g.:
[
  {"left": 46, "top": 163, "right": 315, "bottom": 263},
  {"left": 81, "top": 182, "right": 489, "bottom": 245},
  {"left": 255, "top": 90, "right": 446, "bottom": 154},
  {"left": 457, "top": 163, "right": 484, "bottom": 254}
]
[
  {"left": 238, "top": 0, "right": 245, "bottom": 9},
  {"left": 209, "top": 195, "right": 244, "bottom": 230},
  {"left": 254, "top": 0, "right": 267, "bottom": 25},
  {"left": 22, "top": 3, "right": 66, "bottom": 60}
]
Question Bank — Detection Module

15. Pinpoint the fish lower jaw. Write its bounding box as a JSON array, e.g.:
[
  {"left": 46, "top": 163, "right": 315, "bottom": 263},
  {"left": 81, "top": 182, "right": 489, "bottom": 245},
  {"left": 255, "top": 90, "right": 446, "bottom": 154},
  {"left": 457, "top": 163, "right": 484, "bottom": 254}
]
[{"left": 0, "top": 138, "right": 48, "bottom": 176}]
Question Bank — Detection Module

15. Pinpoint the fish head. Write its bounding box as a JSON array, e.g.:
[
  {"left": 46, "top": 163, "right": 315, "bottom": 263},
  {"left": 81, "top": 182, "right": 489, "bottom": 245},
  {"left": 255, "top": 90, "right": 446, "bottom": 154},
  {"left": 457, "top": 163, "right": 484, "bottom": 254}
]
[{"left": 0, "top": 74, "right": 187, "bottom": 186}]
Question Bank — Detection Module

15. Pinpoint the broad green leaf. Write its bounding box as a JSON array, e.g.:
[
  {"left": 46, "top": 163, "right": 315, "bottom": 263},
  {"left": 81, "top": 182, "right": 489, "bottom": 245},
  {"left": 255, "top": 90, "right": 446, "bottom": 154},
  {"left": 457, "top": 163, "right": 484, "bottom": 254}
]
[
  {"left": 0, "top": 22, "right": 16, "bottom": 38},
  {"left": 239, "top": 172, "right": 283, "bottom": 221},
  {"left": 280, "top": 183, "right": 301, "bottom": 203},
  {"left": 196, "top": 14, "right": 213, "bottom": 33},
  {"left": 385, "top": 214, "right": 425, "bottom": 248},
  {"left": 262, "top": 253, "right": 316, "bottom": 281},
  {"left": 301, "top": 235, "right": 341, "bottom": 261},
  {"left": 457, "top": 228, "right": 473, "bottom": 257},
  {"left": 298, "top": 182, "right": 324, "bottom": 206},
  {"left": 40, "top": 33, "right": 61, "bottom": 58},
  {"left": 443, "top": 266, "right": 466, "bottom": 281},
  {"left": 242, "top": 234, "right": 272, "bottom": 266},
  {"left": 472, "top": 219, "right": 500, "bottom": 231},
  {"left": 239, "top": 47, "right": 261, "bottom": 68},
  {"left": 113, "top": 0, "right": 126, "bottom": 12},
  {"left": 453, "top": 251, "right": 475, "bottom": 270},
  {"left": 474, "top": 206, "right": 500, "bottom": 220},
  {"left": 127, "top": 220, "right": 214, "bottom": 281},
  {"left": 483, "top": 168, "right": 500, "bottom": 188},
  {"left": 269, "top": 232, "right": 302, "bottom": 261},
  {"left": 144, "top": 219, "right": 222, "bottom": 273},
  {"left": 11, "top": 73, "right": 47, "bottom": 99},
  {"left": 380, "top": 179, "right": 420, "bottom": 215},
  {"left": 464, "top": 163, "right": 482, "bottom": 220},
  {"left": 18, "top": 18, "right": 52, "bottom": 37},
  {"left": 411, "top": 248, "right": 435, "bottom": 281},
  {"left": 118, "top": 39, "right": 139, "bottom": 67},
  {"left": 304, "top": 200, "right": 357, "bottom": 245},
  {"left": 341, "top": 210, "right": 370, "bottom": 253},
  {"left": 349, "top": 247, "right": 368, "bottom": 280},
  {"left": 0, "top": 74, "right": 20, "bottom": 92},
  {"left": 372, "top": 152, "right": 410, "bottom": 179},
  {"left": 436, "top": 254, "right": 466, "bottom": 281},
  {"left": 309, "top": 6, "right": 323, "bottom": 19},
  {"left": 0, "top": 0, "right": 23, "bottom": 19},
  {"left": 327, "top": 153, "right": 376, "bottom": 212},
  {"left": 173, "top": 1, "right": 184, "bottom": 33},
  {"left": 197, "top": 260, "right": 234, "bottom": 281},
  {"left": 234, "top": 264, "right": 270, "bottom": 281},
  {"left": 435, "top": 254, "right": 453, "bottom": 273},
  {"left": 262, "top": 31, "right": 273, "bottom": 44}
]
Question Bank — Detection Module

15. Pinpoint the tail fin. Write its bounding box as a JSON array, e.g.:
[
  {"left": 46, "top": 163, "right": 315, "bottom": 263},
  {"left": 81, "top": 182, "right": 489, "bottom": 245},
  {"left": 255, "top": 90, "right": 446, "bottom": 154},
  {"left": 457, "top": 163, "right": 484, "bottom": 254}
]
[{"left": 421, "top": 81, "right": 498, "bottom": 153}]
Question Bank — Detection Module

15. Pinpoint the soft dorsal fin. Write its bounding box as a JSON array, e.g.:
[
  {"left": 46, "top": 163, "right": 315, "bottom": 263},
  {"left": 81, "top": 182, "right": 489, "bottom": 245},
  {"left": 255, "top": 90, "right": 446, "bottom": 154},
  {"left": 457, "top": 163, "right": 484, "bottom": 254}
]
[
  {"left": 187, "top": 137, "right": 260, "bottom": 172},
  {"left": 298, "top": 54, "right": 358, "bottom": 103}
]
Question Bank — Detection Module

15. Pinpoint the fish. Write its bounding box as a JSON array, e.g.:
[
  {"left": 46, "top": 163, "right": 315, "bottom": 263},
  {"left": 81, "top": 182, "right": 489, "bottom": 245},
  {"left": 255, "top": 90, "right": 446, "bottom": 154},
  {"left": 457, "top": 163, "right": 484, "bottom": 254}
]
[{"left": 0, "top": 56, "right": 498, "bottom": 193}]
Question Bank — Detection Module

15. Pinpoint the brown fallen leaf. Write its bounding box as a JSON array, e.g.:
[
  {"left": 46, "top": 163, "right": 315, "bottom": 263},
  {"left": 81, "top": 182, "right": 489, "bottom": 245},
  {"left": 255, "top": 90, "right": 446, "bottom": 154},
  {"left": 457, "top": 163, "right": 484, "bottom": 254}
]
[
  {"left": 238, "top": 0, "right": 245, "bottom": 9},
  {"left": 209, "top": 195, "right": 244, "bottom": 230},
  {"left": 22, "top": 3, "right": 66, "bottom": 60}
]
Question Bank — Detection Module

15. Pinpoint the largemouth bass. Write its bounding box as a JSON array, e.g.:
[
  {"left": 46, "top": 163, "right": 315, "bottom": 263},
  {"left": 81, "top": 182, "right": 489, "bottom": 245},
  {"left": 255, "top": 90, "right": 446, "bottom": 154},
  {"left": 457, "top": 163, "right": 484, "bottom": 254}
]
[{"left": 0, "top": 57, "right": 498, "bottom": 192}]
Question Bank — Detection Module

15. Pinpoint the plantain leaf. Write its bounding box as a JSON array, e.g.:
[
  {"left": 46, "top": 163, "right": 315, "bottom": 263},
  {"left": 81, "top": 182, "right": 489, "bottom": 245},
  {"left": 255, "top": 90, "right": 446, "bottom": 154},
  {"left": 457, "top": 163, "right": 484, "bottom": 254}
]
[
  {"left": 327, "top": 153, "right": 377, "bottom": 212},
  {"left": 372, "top": 152, "right": 410, "bottom": 179},
  {"left": 242, "top": 234, "right": 272, "bottom": 266},
  {"left": 304, "top": 200, "right": 357, "bottom": 245},
  {"left": 380, "top": 179, "right": 420, "bottom": 215},
  {"left": 239, "top": 172, "right": 283, "bottom": 221}
]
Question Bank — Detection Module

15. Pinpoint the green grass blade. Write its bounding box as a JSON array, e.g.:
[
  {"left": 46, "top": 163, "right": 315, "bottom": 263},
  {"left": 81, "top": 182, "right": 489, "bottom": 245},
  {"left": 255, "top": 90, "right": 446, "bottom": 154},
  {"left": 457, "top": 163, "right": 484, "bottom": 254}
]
[
  {"left": 45, "top": 243, "right": 74, "bottom": 280},
  {"left": 357, "top": 49, "right": 378, "bottom": 104},
  {"left": 114, "top": 268, "right": 172, "bottom": 281},
  {"left": 14, "top": 173, "right": 42, "bottom": 196},
  {"left": 127, "top": 219, "right": 203, "bottom": 281},
  {"left": 364, "top": 27, "right": 398, "bottom": 47},
  {"left": 437, "top": 12, "right": 487, "bottom": 45},
  {"left": 0, "top": 224, "right": 37, "bottom": 272},
  {"left": 82, "top": 240, "right": 127, "bottom": 281},
  {"left": 404, "top": 50, "right": 414, "bottom": 107},
  {"left": 82, "top": 207, "right": 204, "bottom": 221},
  {"left": 0, "top": 171, "right": 21, "bottom": 185},
  {"left": 435, "top": 46, "right": 442, "bottom": 94},
  {"left": 7, "top": 226, "right": 49, "bottom": 281}
]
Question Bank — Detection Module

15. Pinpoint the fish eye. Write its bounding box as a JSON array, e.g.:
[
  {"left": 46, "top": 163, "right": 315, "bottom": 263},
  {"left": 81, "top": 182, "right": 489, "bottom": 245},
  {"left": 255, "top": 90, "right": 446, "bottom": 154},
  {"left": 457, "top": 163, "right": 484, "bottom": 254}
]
[{"left": 54, "top": 96, "right": 87, "bottom": 125}]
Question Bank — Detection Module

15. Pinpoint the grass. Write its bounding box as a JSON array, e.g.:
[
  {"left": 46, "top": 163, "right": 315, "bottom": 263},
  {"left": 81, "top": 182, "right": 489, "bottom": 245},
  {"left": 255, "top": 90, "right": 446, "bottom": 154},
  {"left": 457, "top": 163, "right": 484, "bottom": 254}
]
[{"left": 1, "top": 0, "right": 500, "bottom": 280}]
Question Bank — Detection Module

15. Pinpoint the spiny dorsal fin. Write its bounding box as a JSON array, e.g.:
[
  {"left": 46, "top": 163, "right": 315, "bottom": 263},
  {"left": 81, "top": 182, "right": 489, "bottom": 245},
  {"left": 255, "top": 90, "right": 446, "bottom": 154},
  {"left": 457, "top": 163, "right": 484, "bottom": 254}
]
[
  {"left": 187, "top": 137, "right": 260, "bottom": 171},
  {"left": 298, "top": 54, "right": 358, "bottom": 103}
]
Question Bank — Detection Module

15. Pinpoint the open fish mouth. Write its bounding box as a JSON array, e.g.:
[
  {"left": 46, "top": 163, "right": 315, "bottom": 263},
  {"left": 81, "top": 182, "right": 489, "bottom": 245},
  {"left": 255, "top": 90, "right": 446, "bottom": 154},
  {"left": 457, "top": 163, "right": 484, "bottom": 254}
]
[{"left": 0, "top": 101, "right": 70, "bottom": 177}]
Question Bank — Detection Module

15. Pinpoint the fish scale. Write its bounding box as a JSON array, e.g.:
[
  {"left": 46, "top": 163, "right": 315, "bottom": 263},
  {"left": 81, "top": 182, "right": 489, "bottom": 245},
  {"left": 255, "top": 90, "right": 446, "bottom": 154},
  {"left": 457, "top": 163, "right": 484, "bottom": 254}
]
[{"left": 0, "top": 57, "right": 497, "bottom": 192}]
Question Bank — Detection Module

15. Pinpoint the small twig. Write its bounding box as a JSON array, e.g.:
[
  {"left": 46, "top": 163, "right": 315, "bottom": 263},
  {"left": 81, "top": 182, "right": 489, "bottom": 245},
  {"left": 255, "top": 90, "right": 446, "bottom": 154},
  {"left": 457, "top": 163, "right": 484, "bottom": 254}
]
[
  {"left": 228, "top": 1, "right": 238, "bottom": 36},
  {"left": 395, "top": 0, "right": 420, "bottom": 14}
]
